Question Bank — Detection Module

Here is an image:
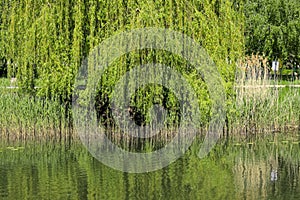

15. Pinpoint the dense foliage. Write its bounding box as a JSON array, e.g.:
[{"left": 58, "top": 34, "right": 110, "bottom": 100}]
[
  {"left": 0, "top": 0, "right": 244, "bottom": 127},
  {"left": 245, "top": 0, "right": 300, "bottom": 65}
]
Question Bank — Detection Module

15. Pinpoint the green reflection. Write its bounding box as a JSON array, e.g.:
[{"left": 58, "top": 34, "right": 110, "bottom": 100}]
[{"left": 0, "top": 133, "right": 300, "bottom": 199}]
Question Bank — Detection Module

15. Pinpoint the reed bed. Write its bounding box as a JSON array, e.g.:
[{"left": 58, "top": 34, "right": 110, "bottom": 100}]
[
  {"left": 0, "top": 88, "right": 72, "bottom": 140},
  {"left": 1, "top": 52, "right": 300, "bottom": 144},
  {"left": 231, "top": 54, "right": 300, "bottom": 135}
]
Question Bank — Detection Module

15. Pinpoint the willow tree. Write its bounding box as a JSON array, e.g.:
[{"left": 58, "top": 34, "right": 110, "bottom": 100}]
[
  {"left": 87, "top": 0, "right": 245, "bottom": 127},
  {"left": 1, "top": 0, "right": 244, "bottom": 127}
]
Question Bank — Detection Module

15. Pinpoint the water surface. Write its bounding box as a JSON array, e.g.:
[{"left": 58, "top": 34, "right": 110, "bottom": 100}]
[{"left": 1, "top": 133, "right": 300, "bottom": 199}]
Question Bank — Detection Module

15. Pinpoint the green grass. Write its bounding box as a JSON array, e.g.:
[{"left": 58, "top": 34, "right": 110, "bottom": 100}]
[
  {"left": 0, "top": 78, "right": 10, "bottom": 87},
  {"left": 276, "top": 79, "right": 300, "bottom": 85}
]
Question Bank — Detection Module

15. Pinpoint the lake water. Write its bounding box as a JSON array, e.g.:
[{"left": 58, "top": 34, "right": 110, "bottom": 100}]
[{"left": 1, "top": 133, "right": 300, "bottom": 199}]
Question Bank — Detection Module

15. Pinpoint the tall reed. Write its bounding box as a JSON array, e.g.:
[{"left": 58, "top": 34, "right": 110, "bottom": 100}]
[
  {"left": 231, "top": 54, "right": 300, "bottom": 135},
  {"left": 0, "top": 88, "right": 71, "bottom": 140}
]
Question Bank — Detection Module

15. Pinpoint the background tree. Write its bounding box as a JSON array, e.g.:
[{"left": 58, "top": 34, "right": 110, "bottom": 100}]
[{"left": 245, "top": 0, "right": 300, "bottom": 65}]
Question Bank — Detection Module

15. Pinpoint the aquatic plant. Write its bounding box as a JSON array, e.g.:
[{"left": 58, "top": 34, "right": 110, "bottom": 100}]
[{"left": 231, "top": 54, "right": 300, "bottom": 135}]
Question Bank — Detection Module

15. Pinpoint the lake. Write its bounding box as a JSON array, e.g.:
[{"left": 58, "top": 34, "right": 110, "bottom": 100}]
[{"left": 1, "top": 132, "right": 300, "bottom": 199}]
